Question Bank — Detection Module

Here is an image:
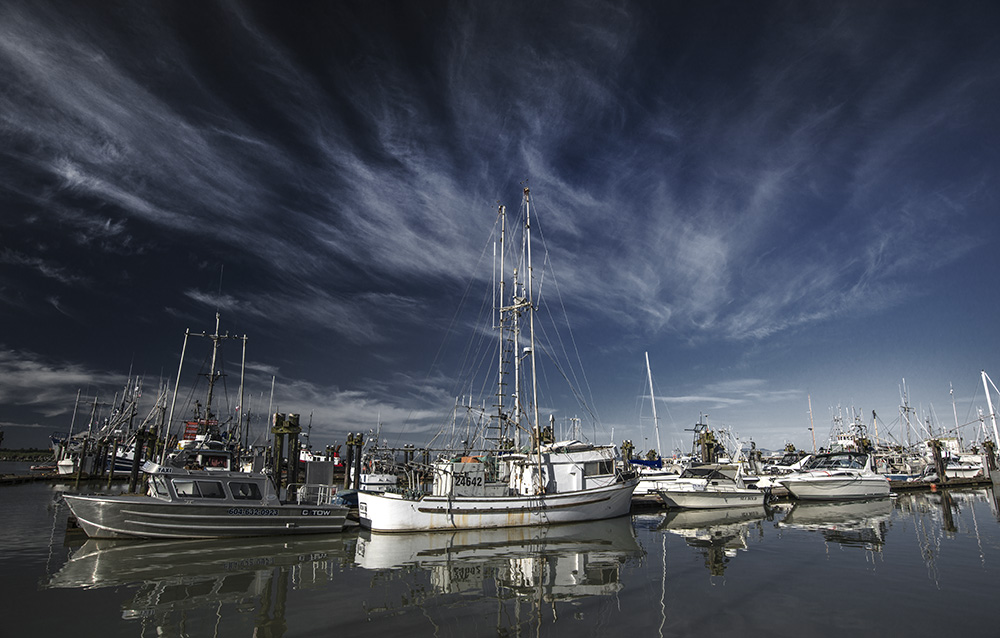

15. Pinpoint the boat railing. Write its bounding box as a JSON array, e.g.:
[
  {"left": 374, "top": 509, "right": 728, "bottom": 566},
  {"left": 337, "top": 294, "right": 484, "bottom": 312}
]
[{"left": 286, "top": 483, "right": 339, "bottom": 506}]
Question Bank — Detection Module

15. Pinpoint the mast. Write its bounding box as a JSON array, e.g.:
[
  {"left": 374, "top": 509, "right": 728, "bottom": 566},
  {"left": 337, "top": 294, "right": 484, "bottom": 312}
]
[
  {"left": 645, "top": 352, "right": 662, "bottom": 458},
  {"left": 161, "top": 328, "right": 190, "bottom": 464},
  {"left": 981, "top": 370, "right": 1000, "bottom": 447},
  {"left": 236, "top": 331, "right": 247, "bottom": 457},
  {"left": 808, "top": 395, "right": 816, "bottom": 453},
  {"left": 496, "top": 204, "right": 510, "bottom": 446},
  {"left": 524, "top": 188, "right": 544, "bottom": 492},
  {"left": 203, "top": 313, "right": 222, "bottom": 428},
  {"left": 62, "top": 390, "right": 81, "bottom": 461}
]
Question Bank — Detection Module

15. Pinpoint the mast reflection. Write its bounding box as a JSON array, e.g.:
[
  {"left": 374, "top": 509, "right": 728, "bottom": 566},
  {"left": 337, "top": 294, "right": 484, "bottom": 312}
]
[{"left": 355, "top": 516, "right": 644, "bottom": 625}]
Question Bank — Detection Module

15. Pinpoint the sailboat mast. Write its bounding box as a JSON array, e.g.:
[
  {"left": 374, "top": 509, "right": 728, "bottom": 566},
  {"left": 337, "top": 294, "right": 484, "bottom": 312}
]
[
  {"left": 981, "top": 370, "right": 1000, "bottom": 447},
  {"left": 645, "top": 351, "right": 662, "bottom": 458}
]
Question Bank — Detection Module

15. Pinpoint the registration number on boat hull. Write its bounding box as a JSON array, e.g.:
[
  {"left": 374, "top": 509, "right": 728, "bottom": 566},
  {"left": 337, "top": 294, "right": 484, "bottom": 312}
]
[{"left": 228, "top": 507, "right": 279, "bottom": 516}]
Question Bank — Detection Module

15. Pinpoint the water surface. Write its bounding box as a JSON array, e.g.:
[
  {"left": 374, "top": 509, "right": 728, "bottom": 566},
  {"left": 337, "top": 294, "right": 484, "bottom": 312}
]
[{"left": 3, "top": 481, "right": 998, "bottom": 637}]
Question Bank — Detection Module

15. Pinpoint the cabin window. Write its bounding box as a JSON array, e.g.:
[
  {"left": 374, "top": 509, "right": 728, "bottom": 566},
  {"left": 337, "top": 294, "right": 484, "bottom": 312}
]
[
  {"left": 150, "top": 475, "right": 170, "bottom": 497},
  {"left": 584, "top": 461, "right": 613, "bottom": 476},
  {"left": 229, "top": 481, "right": 262, "bottom": 500},
  {"left": 203, "top": 455, "right": 228, "bottom": 469},
  {"left": 173, "top": 480, "right": 197, "bottom": 497},
  {"left": 197, "top": 480, "right": 225, "bottom": 498},
  {"left": 172, "top": 479, "right": 226, "bottom": 498}
]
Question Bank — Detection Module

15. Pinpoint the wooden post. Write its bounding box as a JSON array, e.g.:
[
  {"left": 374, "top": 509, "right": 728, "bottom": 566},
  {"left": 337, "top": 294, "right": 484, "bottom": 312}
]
[
  {"left": 353, "top": 433, "right": 364, "bottom": 492},
  {"left": 107, "top": 438, "right": 118, "bottom": 490},
  {"left": 984, "top": 440, "right": 997, "bottom": 472},
  {"left": 128, "top": 430, "right": 145, "bottom": 493},
  {"left": 74, "top": 438, "right": 89, "bottom": 489},
  {"left": 342, "top": 433, "right": 355, "bottom": 489},
  {"left": 930, "top": 439, "right": 947, "bottom": 483}
]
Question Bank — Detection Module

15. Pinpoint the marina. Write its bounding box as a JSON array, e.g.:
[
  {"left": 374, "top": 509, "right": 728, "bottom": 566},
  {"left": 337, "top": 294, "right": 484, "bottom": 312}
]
[{"left": 3, "top": 461, "right": 1000, "bottom": 637}]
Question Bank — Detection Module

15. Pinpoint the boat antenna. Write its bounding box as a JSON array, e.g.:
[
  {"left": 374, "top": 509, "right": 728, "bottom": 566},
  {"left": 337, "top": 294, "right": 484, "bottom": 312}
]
[{"left": 217, "top": 264, "right": 224, "bottom": 310}]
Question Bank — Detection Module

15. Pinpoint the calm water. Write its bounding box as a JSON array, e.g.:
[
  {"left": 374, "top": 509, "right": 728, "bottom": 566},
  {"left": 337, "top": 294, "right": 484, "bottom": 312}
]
[{"left": 2, "top": 472, "right": 999, "bottom": 637}]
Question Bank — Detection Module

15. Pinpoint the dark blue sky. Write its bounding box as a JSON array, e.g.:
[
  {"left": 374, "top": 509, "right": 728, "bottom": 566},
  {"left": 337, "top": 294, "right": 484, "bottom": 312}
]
[{"left": 3, "top": 1, "right": 1000, "bottom": 454}]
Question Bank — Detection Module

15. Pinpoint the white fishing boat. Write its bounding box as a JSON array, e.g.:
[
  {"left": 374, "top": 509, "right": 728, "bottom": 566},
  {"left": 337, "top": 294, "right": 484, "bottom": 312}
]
[
  {"left": 778, "top": 451, "right": 890, "bottom": 500},
  {"left": 656, "top": 464, "right": 765, "bottom": 509},
  {"left": 358, "top": 189, "right": 637, "bottom": 532},
  {"left": 62, "top": 462, "right": 351, "bottom": 539}
]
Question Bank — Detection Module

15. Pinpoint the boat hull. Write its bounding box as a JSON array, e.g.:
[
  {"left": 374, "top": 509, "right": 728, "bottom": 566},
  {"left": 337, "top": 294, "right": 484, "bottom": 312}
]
[
  {"left": 63, "top": 493, "right": 350, "bottom": 539},
  {"left": 779, "top": 475, "right": 889, "bottom": 501},
  {"left": 657, "top": 488, "right": 764, "bottom": 509},
  {"left": 357, "top": 479, "right": 637, "bottom": 532}
]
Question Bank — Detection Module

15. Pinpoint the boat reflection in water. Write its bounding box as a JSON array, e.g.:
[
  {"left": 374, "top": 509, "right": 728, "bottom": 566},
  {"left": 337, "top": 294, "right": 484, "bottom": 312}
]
[
  {"left": 356, "top": 516, "right": 643, "bottom": 610},
  {"left": 47, "top": 533, "right": 358, "bottom": 634},
  {"left": 778, "top": 497, "right": 892, "bottom": 549},
  {"left": 657, "top": 506, "right": 765, "bottom": 577}
]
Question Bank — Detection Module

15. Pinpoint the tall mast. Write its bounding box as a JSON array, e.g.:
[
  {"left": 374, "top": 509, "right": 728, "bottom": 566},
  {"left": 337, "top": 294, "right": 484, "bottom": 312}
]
[
  {"left": 161, "top": 328, "right": 190, "bottom": 464},
  {"left": 525, "top": 187, "right": 539, "bottom": 439},
  {"left": 981, "top": 370, "right": 1000, "bottom": 446},
  {"left": 645, "top": 352, "right": 662, "bottom": 458},
  {"left": 236, "top": 332, "right": 247, "bottom": 449},
  {"left": 524, "top": 187, "right": 544, "bottom": 494},
  {"left": 204, "top": 313, "right": 222, "bottom": 425},
  {"left": 496, "top": 204, "right": 509, "bottom": 446}
]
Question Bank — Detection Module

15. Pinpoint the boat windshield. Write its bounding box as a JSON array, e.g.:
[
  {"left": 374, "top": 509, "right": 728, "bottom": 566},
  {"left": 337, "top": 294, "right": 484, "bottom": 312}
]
[
  {"left": 679, "top": 467, "right": 731, "bottom": 480},
  {"left": 172, "top": 479, "right": 227, "bottom": 498},
  {"left": 803, "top": 454, "right": 865, "bottom": 470},
  {"left": 150, "top": 475, "right": 170, "bottom": 498}
]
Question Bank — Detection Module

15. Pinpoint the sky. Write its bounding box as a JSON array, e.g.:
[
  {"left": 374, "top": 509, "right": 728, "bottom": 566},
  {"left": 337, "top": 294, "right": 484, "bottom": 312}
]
[{"left": 2, "top": 1, "right": 1000, "bottom": 456}]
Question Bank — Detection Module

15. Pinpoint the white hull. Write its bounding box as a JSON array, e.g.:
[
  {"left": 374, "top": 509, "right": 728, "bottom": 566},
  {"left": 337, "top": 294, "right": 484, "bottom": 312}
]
[
  {"left": 944, "top": 467, "right": 982, "bottom": 479},
  {"left": 779, "top": 475, "right": 889, "bottom": 501},
  {"left": 358, "top": 479, "right": 637, "bottom": 532},
  {"left": 633, "top": 473, "right": 680, "bottom": 496},
  {"left": 658, "top": 487, "right": 764, "bottom": 509}
]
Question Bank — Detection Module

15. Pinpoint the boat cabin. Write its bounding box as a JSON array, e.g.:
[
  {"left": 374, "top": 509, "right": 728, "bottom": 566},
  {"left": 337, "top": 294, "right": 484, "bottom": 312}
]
[
  {"left": 430, "top": 441, "right": 620, "bottom": 498},
  {"left": 801, "top": 452, "right": 871, "bottom": 471},
  {"left": 145, "top": 466, "right": 280, "bottom": 505}
]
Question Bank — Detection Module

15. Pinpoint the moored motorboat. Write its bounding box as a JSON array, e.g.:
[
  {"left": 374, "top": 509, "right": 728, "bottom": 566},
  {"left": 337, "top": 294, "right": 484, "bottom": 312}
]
[
  {"left": 778, "top": 451, "right": 889, "bottom": 500},
  {"left": 63, "top": 462, "right": 351, "bottom": 539},
  {"left": 656, "top": 464, "right": 765, "bottom": 509}
]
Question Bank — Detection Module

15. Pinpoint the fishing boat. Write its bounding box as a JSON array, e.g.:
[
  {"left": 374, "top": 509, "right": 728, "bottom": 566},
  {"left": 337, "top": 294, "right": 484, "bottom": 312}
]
[
  {"left": 357, "top": 189, "right": 637, "bottom": 532},
  {"left": 778, "top": 451, "right": 890, "bottom": 500},
  {"left": 62, "top": 461, "right": 351, "bottom": 539},
  {"left": 656, "top": 464, "right": 765, "bottom": 509}
]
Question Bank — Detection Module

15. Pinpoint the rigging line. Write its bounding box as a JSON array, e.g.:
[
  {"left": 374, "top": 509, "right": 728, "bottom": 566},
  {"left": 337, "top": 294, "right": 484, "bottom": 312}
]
[
  {"left": 536, "top": 344, "right": 601, "bottom": 428},
  {"left": 542, "top": 248, "right": 600, "bottom": 424},
  {"left": 963, "top": 378, "right": 983, "bottom": 430},
  {"left": 523, "top": 197, "right": 599, "bottom": 423},
  {"left": 396, "top": 212, "right": 502, "bottom": 447}
]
